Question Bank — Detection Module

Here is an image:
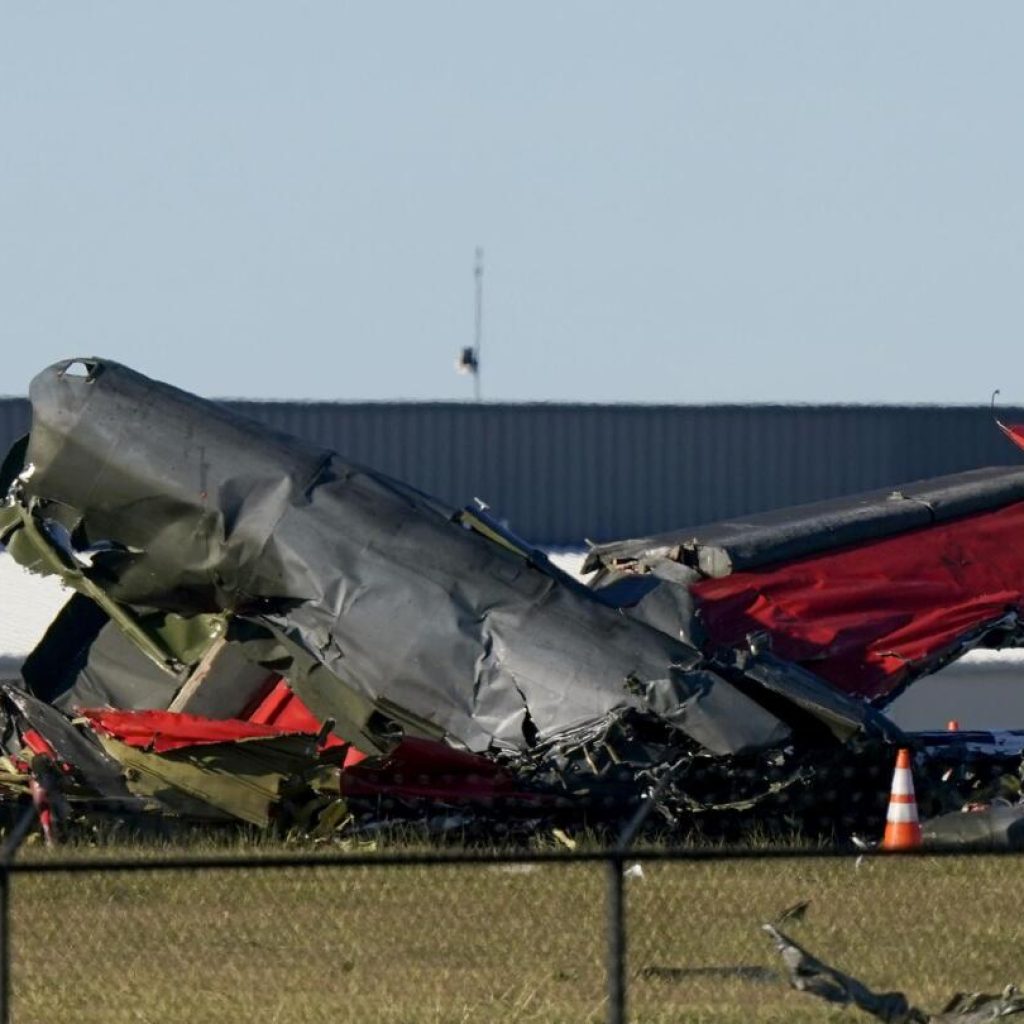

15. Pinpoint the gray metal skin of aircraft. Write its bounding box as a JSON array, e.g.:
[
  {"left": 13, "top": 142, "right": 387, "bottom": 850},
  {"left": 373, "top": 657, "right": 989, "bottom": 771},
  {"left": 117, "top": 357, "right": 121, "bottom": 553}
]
[{"left": 0, "top": 358, "right": 889, "bottom": 767}]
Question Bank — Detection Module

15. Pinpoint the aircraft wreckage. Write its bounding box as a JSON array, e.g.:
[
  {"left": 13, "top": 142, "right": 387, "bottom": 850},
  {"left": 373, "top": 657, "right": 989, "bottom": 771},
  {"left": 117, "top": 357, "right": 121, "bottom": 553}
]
[{"left": 3, "top": 357, "right": 1024, "bottom": 843}]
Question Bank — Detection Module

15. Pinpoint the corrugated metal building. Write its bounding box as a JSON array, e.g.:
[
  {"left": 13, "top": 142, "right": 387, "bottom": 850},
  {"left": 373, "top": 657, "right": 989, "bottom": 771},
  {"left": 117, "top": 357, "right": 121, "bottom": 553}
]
[{"left": 2, "top": 396, "right": 1022, "bottom": 546}]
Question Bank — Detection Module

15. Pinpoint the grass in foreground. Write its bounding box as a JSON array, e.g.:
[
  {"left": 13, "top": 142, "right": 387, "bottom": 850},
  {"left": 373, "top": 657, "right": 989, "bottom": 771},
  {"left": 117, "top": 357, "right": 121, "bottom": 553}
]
[{"left": 7, "top": 839, "right": 1023, "bottom": 1024}]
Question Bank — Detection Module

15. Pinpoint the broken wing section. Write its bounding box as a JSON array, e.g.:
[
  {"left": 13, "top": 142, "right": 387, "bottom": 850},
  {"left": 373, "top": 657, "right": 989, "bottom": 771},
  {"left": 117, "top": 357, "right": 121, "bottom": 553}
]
[
  {"left": 586, "top": 467, "right": 1024, "bottom": 704},
  {"left": 693, "top": 501, "right": 1024, "bottom": 702}
]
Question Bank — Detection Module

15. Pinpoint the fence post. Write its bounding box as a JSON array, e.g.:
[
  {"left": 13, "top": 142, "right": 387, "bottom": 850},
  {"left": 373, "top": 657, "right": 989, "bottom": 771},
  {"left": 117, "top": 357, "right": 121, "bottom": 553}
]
[
  {"left": 606, "top": 853, "right": 626, "bottom": 1024},
  {"left": 0, "top": 864, "right": 9, "bottom": 1024},
  {"left": 0, "top": 802, "right": 40, "bottom": 1024}
]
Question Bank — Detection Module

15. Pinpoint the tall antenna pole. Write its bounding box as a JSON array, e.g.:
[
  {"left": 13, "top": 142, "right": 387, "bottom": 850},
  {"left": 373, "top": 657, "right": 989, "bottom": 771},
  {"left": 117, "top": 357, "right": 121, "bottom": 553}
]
[
  {"left": 473, "top": 246, "right": 483, "bottom": 402},
  {"left": 455, "top": 247, "right": 484, "bottom": 398}
]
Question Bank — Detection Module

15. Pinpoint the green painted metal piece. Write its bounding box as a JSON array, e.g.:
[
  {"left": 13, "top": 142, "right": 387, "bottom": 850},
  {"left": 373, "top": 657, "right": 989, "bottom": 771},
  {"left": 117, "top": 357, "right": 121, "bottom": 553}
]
[{"left": 1, "top": 498, "right": 226, "bottom": 679}]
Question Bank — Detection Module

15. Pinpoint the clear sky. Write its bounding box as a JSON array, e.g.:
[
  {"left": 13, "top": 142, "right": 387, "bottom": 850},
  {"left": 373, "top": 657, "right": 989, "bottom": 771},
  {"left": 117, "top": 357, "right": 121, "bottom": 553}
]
[{"left": 2, "top": 3, "right": 1023, "bottom": 403}]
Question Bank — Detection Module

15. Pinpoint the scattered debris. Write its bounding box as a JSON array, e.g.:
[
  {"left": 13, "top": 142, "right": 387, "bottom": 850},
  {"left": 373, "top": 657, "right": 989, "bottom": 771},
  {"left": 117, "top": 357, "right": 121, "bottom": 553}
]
[
  {"left": 921, "top": 804, "right": 1024, "bottom": 850},
  {"left": 551, "top": 828, "right": 577, "bottom": 851},
  {"left": 3, "top": 357, "right": 1024, "bottom": 844},
  {"left": 764, "top": 921, "right": 1024, "bottom": 1022},
  {"left": 773, "top": 899, "right": 810, "bottom": 926}
]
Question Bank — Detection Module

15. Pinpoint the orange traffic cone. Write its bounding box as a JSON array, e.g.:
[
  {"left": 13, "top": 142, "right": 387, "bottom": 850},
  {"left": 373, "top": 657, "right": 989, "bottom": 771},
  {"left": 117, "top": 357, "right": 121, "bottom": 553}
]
[{"left": 881, "top": 748, "right": 922, "bottom": 850}]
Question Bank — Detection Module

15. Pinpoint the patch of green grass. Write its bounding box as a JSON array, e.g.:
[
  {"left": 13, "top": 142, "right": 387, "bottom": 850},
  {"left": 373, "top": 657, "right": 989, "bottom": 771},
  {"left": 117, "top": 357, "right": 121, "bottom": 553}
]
[{"left": 6, "top": 840, "right": 1023, "bottom": 1024}]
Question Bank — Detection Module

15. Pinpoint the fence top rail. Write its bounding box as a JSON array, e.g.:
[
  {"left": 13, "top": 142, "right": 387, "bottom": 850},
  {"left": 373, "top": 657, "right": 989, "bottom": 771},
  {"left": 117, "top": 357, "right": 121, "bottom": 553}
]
[{"left": 2, "top": 843, "right": 1023, "bottom": 875}]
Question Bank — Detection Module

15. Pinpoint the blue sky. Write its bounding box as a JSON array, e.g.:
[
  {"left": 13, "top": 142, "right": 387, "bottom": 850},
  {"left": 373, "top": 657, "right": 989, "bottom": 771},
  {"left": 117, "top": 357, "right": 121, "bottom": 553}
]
[{"left": 2, "top": 3, "right": 1023, "bottom": 403}]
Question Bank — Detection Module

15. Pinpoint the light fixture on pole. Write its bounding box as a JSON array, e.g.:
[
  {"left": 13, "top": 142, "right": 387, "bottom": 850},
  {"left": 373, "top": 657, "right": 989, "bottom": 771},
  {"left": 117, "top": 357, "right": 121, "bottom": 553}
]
[{"left": 455, "top": 247, "right": 483, "bottom": 401}]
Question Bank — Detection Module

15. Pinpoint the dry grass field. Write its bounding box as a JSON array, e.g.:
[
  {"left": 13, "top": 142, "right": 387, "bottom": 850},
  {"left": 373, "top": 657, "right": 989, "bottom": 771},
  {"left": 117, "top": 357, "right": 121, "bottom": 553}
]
[{"left": 6, "top": 840, "right": 1023, "bottom": 1024}]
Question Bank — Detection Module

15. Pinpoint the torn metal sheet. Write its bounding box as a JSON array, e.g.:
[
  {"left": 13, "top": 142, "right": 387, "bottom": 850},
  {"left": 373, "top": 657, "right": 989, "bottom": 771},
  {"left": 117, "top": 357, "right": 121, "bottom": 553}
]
[
  {"left": 81, "top": 708, "right": 342, "bottom": 827},
  {"left": 80, "top": 708, "right": 330, "bottom": 755},
  {"left": 17, "top": 356, "right": 1024, "bottom": 841},
  {"left": 22, "top": 595, "right": 279, "bottom": 719},
  {"left": 765, "top": 920, "right": 1024, "bottom": 1022},
  {"left": 2, "top": 358, "right": 850, "bottom": 766},
  {"left": 693, "top": 523, "right": 1024, "bottom": 703},
  {"left": 764, "top": 922, "right": 919, "bottom": 1022},
  {"left": 728, "top": 651, "right": 905, "bottom": 744},
  {"left": 91, "top": 734, "right": 325, "bottom": 828},
  {"left": 585, "top": 466, "right": 1024, "bottom": 578},
  {"left": 584, "top": 469, "right": 1024, "bottom": 705},
  {"left": 921, "top": 805, "right": 1024, "bottom": 849},
  {"left": 637, "top": 668, "right": 792, "bottom": 755},
  {"left": 0, "top": 684, "right": 132, "bottom": 801}
]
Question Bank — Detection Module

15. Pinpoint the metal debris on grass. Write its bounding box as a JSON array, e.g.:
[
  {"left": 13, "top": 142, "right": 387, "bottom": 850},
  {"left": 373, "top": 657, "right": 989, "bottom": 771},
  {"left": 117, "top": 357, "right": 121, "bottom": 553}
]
[{"left": 5, "top": 358, "right": 1024, "bottom": 844}]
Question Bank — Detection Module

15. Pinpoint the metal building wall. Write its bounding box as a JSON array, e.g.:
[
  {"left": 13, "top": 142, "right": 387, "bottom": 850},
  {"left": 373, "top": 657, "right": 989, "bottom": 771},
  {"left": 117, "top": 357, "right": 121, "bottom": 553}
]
[
  {"left": 2, "top": 396, "right": 1023, "bottom": 546},
  {"left": 0, "top": 400, "right": 29, "bottom": 457}
]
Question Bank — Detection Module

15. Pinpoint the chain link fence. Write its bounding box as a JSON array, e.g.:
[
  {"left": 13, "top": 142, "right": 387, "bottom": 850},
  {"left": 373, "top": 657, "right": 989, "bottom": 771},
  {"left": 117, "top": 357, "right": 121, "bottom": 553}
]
[{"left": 0, "top": 846, "right": 1022, "bottom": 1024}]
